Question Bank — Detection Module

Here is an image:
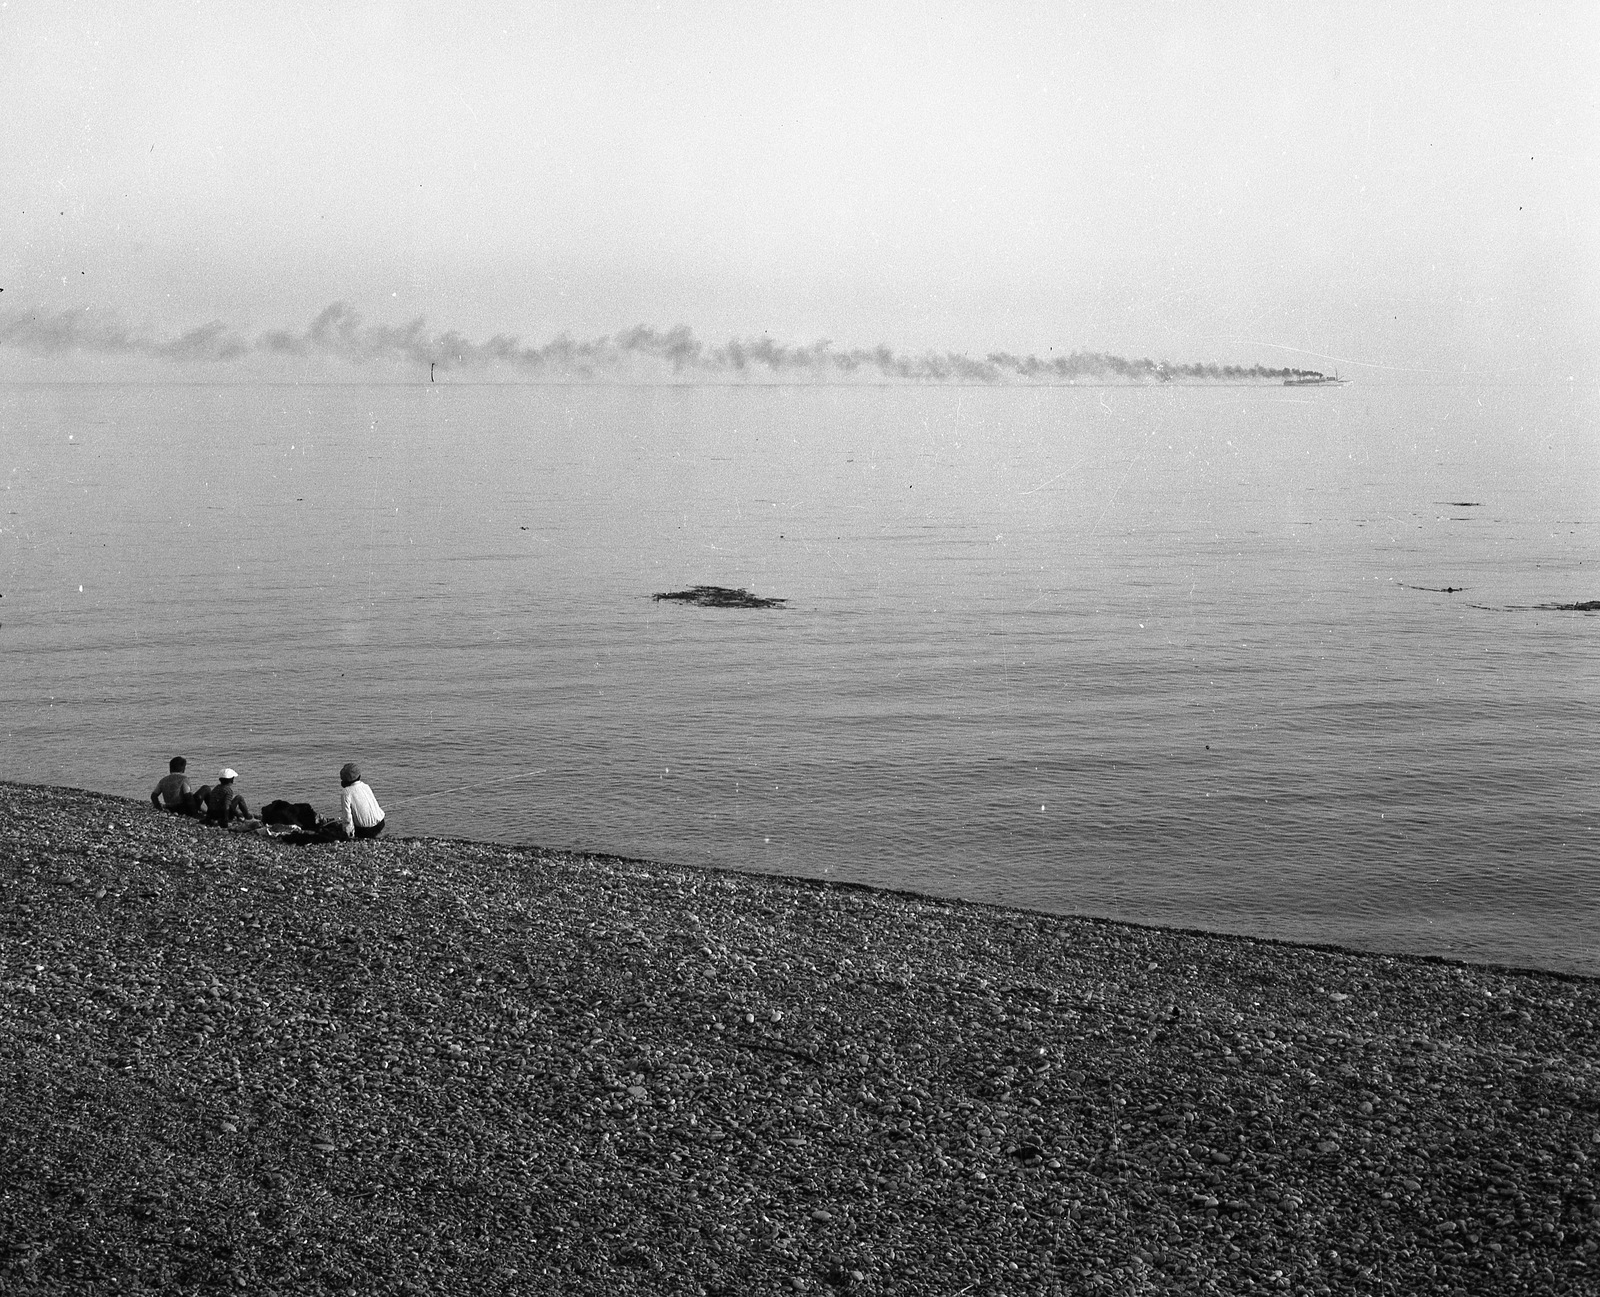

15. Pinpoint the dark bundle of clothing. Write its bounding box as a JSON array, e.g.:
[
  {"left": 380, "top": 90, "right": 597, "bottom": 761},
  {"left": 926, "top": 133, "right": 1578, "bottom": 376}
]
[
  {"left": 261, "top": 800, "right": 319, "bottom": 831},
  {"left": 260, "top": 799, "right": 349, "bottom": 845}
]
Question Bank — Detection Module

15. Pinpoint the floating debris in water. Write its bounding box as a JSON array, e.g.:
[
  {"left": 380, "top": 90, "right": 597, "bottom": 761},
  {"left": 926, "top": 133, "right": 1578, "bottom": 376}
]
[
  {"left": 652, "top": 585, "right": 787, "bottom": 609},
  {"left": 1472, "top": 598, "right": 1600, "bottom": 614}
]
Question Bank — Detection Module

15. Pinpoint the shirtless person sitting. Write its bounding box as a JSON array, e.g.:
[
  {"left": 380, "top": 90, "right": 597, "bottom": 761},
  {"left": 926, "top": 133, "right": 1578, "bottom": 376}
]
[{"left": 150, "top": 756, "right": 199, "bottom": 815}]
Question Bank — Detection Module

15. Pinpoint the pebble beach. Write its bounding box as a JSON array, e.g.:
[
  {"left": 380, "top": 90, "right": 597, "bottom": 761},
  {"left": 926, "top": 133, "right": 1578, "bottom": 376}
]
[{"left": 2, "top": 779, "right": 1597, "bottom": 1295}]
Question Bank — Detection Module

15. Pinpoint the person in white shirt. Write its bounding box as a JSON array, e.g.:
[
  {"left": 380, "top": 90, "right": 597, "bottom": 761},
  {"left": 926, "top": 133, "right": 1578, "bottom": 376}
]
[{"left": 339, "top": 762, "right": 386, "bottom": 839}]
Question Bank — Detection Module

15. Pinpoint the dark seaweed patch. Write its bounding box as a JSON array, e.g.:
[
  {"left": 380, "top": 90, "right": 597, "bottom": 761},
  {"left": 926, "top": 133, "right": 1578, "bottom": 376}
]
[
  {"left": 652, "top": 585, "right": 787, "bottom": 609},
  {"left": 1475, "top": 599, "right": 1600, "bottom": 613}
]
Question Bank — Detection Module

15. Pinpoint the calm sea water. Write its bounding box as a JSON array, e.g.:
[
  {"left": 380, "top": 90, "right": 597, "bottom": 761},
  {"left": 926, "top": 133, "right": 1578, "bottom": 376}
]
[{"left": 3, "top": 380, "right": 1595, "bottom": 974}]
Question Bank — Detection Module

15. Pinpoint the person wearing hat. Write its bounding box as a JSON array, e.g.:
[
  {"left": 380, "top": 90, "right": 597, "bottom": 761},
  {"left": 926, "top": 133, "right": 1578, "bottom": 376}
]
[
  {"left": 150, "top": 755, "right": 200, "bottom": 815},
  {"left": 199, "top": 768, "right": 251, "bottom": 827},
  {"left": 339, "top": 762, "right": 386, "bottom": 839}
]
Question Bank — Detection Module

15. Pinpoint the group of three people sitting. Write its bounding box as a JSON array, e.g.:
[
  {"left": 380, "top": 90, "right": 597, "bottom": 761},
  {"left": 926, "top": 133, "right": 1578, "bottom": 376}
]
[{"left": 150, "top": 757, "right": 386, "bottom": 840}]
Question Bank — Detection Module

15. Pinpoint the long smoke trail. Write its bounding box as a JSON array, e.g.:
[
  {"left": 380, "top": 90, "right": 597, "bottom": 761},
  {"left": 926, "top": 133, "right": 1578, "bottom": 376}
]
[{"left": 0, "top": 303, "right": 1329, "bottom": 383}]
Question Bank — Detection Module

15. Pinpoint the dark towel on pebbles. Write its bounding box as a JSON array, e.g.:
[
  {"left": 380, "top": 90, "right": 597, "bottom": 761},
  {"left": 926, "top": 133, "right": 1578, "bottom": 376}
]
[{"left": 262, "top": 800, "right": 319, "bottom": 831}]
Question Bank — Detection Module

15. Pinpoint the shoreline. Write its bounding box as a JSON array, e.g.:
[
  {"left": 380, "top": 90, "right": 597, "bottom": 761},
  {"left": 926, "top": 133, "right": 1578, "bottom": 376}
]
[
  {"left": 27, "top": 780, "right": 1592, "bottom": 985},
  {"left": 3, "top": 780, "right": 1597, "bottom": 1294}
]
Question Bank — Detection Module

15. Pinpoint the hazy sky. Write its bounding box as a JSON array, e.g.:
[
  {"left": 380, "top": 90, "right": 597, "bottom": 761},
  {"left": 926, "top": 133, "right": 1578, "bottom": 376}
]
[{"left": 2, "top": 0, "right": 1595, "bottom": 380}]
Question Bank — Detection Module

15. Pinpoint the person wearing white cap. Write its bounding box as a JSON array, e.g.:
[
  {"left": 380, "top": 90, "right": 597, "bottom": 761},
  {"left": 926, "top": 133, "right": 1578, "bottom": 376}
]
[
  {"left": 338, "top": 762, "right": 386, "bottom": 840},
  {"left": 199, "top": 768, "right": 251, "bottom": 827}
]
